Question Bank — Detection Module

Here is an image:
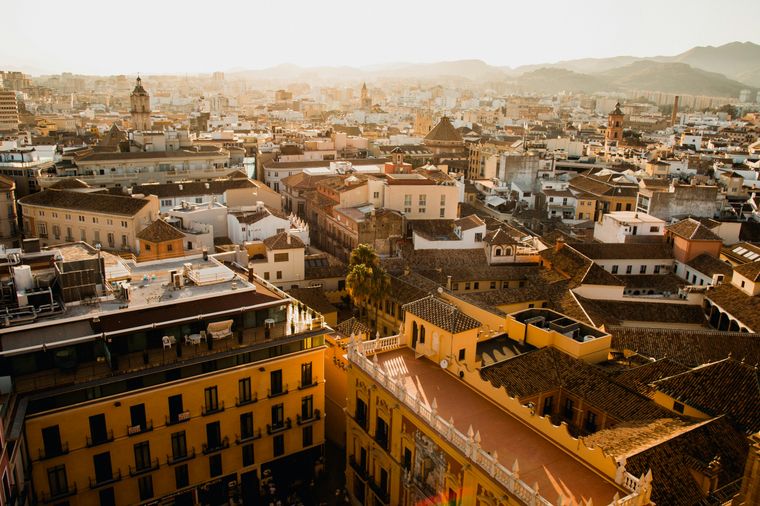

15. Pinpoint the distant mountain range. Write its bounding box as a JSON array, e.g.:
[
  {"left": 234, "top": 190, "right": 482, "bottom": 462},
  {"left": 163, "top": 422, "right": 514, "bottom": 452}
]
[{"left": 227, "top": 41, "right": 760, "bottom": 98}]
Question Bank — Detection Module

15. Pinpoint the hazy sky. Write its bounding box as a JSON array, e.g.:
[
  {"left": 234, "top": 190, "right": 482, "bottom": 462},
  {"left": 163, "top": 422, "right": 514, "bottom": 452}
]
[{"left": 3, "top": 0, "right": 759, "bottom": 75}]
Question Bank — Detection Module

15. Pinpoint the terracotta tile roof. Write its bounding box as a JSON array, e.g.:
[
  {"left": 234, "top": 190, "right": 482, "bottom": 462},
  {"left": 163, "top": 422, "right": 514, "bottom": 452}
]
[
  {"left": 734, "top": 260, "right": 760, "bottom": 282},
  {"left": 286, "top": 286, "right": 337, "bottom": 316},
  {"left": 705, "top": 283, "right": 760, "bottom": 332},
  {"left": 483, "top": 227, "right": 519, "bottom": 245},
  {"left": 540, "top": 244, "right": 622, "bottom": 287},
  {"left": 20, "top": 189, "right": 152, "bottom": 216},
  {"left": 582, "top": 417, "right": 696, "bottom": 457},
  {"left": 685, "top": 253, "right": 734, "bottom": 279},
  {"left": 667, "top": 218, "right": 722, "bottom": 242},
  {"left": 609, "top": 326, "right": 760, "bottom": 368},
  {"left": 230, "top": 206, "right": 287, "bottom": 225},
  {"left": 304, "top": 253, "right": 346, "bottom": 280},
  {"left": 49, "top": 177, "right": 90, "bottom": 189},
  {"left": 78, "top": 148, "right": 226, "bottom": 162},
  {"left": 402, "top": 295, "right": 481, "bottom": 334},
  {"left": 454, "top": 214, "right": 484, "bottom": 231},
  {"left": 570, "top": 243, "right": 673, "bottom": 260},
  {"left": 622, "top": 417, "right": 748, "bottom": 506},
  {"left": 611, "top": 359, "right": 690, "bottom": 397},
  {"left": 335, "top": 317, "right": 371, "bottom": 338},
  {"left": 263, "top": 232, "right": 305, "bottom": 250},
  {"left": 575, "top": 296, "right": 707, "bottom": 328},
  {"left": 136, "top": 218, "right": 184, "bottom": 242},
  {"left": 480, "top": 347, "right": 672, "bottom": 422},
  {"left": 409, "top": 220, "right": 459, "bottom": 241},
  {"left": 388, "top": 275, "right": 430, "bottom": 305},
  {"left": 616, "top": 274, "right": 686, "bottom": 293},
  {"left": 653, "top": 358, "right": 760, "bottom": 433},
  {"left": 126, "top": 178, "right": 258, "bottom": 198},
  {"left": 424, "top": 116, "right": 463, "bottom": 143}
]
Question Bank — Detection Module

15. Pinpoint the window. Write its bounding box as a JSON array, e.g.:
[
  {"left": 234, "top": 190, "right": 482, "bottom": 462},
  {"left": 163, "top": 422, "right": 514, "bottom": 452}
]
[
  {"left": 93, "top": 452, "right": 114, "bottom": 484},
  {"left": 640, "top": 265, "right": 647, "bottom": 274},
  {"left": 121, "top": 221, "right": 128, "bottom": 228},
  {"left": 79, "top": 215, "right": 85, "bottom": 222},
  {"left": 419, "top": 194, "right": 426, "bottom": 206},
  {"left": 303, "top": 425, "right": 313, "bottom": 447},
  {"left": 242, "top": 444, "right": 255, "bottom": 466},
  {"left": 41, "top": 425, "right": 63, "bottom": 458},
  {"left": 37, "top": 222, "right": 47, "bottom": 237},
  {"left": 240, "top": 412, "right": 254, "bottom": 439},
  {"left": 585, "top": 411, "right": 597, "bottom": 432},
  {"left": 626, "top": 265, "right": 633, "bottom": 274},
  {"left": 276, "top": 270, "right": 282, "bottom": 279},
  {"left": 145, "top": 243, "right": 151, "bottom": 251},
  {"left": 649, "top": 226, "right": 659, "bottom": 232},
  {"left": 274, "top": 252, "right": 289, "bottom": 262},
  {"left": 99, "top": 487, "right": 116, "bottom": 506},
  {"left": 611, "top": 265, "right": 619, "bottom": 274},
  {"left": 168, "top": 394, "right": 184, "bottom": 424},
  {"left": 138, "top": 475, "right": 153, "bottom": 501},
  {"left": 301, "top": 395, "right": 314, "bottom": 420},
  {"left": 615, "top": 203, "right": 622, "bottom": 211},
  {"left": 418, "top": 208, "right": 425, "bottom": 214},
  {"left": 375, "top": 417, "right": 389, "bottom": 449},
  {"left": 271, "top": 403, "right": 284, "bottom": 428},
  {"left": 564, "top": 398, "right": 575, "bottom": 420},
  {"left": 475, "top": 233, "right": 482, "bottom": 242},
  {"left": 209, "top": 454, "right": 222, "bottom": 477},
  {"left": 373, "top": 191, "right": 379, "bottom": 199},
  {"left": 88, "top": 413, "right": 109, "bottom": 446},
  {"left": 175, "top": 464, "right": 189, "bottom": 489},
  {"left": 273, "top": 434, "right": 285, "bottom": 457},
  {"left": 264, "top": 271, "right": 270, "bottom": 280},
  {"left": 542, "top": 396, "right": 554, "bottom": 416},
  {"left": 238, "top": 377, "right": 252, "bottom": 404},
  {"left": 270, "top": 370, "right": 283, "bottom": 395},
  {"left": 490, "top": 281, "right": 496, "bottom": 289},
  {"left": 440, "top": 194, "right": 446, "bottom": 206},
  {"left": 133, "top": 442, "right": 152, "bottom": 471},
  {"left": 161, "top": 199, "right": 172, "bottom": 207},
  {"left": 625, "top": 203, "right": 632, "bottom": 211},
  {"left": 465, "top": 282, "right": 471, "bottom": 290},
  {"left": 355, "top": 398, "right": 368, "bottom": 428},
  {"left": 107, "top": 232, "right": 114, "bottom": 247},
  {"left": 171, "top": 431, "right": 187, "bottom": 460},
  {"left": 404, "top": 194, "right": 411, "bottom": 207},
  {"left": 458, "top": 348, "right": 465, "bottom": 361},
  {"left": 473, "top": 282, "right": 479, "bottom": 290},
  {"left": 121, "top": 234, "right": 127, "bottom": 247},
  {"left": 439, "top": 207, "right": 445, "bottom": 218},
  {"left": 167, "top": 244, "right": 173, "bottom": 252},
  {"left": 47, "top": 464, "right": 68, "bottom": 497},
  {"left": 204, "top": 386, "right": 219, "bottom": 412},
  {"left": 403, "top": 448, "right": 412, "bottom": 470},
  {"left": 52, "top": 225, "right": 60, "bottom": 240},
  {"left": 654, "top": 265, "right": 661, "bottom": 274},
  {"left": 301, "top": 362, "right": 313, "bottom": 387},
  {"left": 93, "top": 217, "right": 99, "bottom": 224},
  {"left": 196, "top": 197, "right": 203, "bottom": 204}
]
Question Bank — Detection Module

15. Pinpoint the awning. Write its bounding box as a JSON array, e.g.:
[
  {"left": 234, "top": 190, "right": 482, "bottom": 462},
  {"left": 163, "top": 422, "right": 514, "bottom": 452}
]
[{"left": 485, "top": 196, "right": 506, "bottom": 207}]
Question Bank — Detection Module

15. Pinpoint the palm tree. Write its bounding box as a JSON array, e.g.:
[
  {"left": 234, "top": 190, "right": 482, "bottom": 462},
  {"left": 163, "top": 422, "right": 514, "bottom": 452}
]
[
  {"left": 370, "top": 269, "right": 391, "bottom": 334},
  {"left": 349, "top": 243, "right": 379, "bottom": 270},
  {"left": 346, "top": 263, "right": 373, "bottom": 323}
]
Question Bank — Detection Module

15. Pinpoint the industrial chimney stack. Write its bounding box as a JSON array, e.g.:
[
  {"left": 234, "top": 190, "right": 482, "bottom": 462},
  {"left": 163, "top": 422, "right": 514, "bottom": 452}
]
[{"left": 671, "top": 96, "right": 679, "bottom": 126}]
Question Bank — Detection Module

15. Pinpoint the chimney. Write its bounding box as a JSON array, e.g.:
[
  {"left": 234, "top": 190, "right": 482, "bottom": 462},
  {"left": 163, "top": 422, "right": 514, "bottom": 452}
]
[
  {"left": 446, "top": 275, "right": 452, "bottom": 290},
  {"left": 286, "top": 233, "right": 291, "bottom": 245},
  {"left": 671, "top": 96, "right": 679, "bottom": 126},
  {"left": 555, "top": 237, "right": 565, "bottom": 253}
]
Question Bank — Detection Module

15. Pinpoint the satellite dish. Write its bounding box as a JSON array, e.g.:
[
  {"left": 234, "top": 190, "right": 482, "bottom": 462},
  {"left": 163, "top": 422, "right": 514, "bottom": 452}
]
[{"left": 439, "top": 359, "right": 449, "bottom": 369}]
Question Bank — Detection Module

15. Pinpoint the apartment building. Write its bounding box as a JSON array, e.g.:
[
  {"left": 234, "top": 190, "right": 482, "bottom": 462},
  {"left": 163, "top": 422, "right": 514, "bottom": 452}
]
[
  {"left": 568, "top": 173, "right": 638, "bottom": 222},
  {"left": 0, "top": 244, "right": 329, "bottom": 505},
  {"left": 19, "top": 189, "right": 159, "bottom": 252},
  {"left": 0, "top": 175, "right": 17, "bottom": 242},
  {"left": 0, "top": 91, "right": 20, "bottom": 133}
]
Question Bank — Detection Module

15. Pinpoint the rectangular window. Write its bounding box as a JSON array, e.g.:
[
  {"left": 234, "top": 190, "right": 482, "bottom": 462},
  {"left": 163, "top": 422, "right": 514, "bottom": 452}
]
[
  {"left": 271, "top": 403, "right": 284, "bottom": 427},
  {"left": 273, "top": 434, "right": 285, "bottom": 457},
  {"left": 204, "top": 386, "right": 219, "bottom": 412},
  {"left": 404, "top": 194, "right": 411, "bottom": 206},
  {"left": 41, "top": 425, "right": 63, "bottom": 458},
  {"left": 303, "top": 425, "right": 313, "bottom": 447},
  {"left": 206, "top": 421, "right": 221, "bottom": 449},
  {"left": 403, "top": 448, "right": 412, "bottom": 470},
  {"left": 238, "top": 377, "right": 252, "bottom": 404},
  {"left": 130, "top": 404, "right": 147, "bottom": 432},
  {"left": 47, "top": 465, "right": 68, "bottom": 497},
  {"left": 615, "top": 203, "right": 622, "bottom": 211},
  {"left": 490, "top": 281, "right": 496, "bottom": 289},
  {"left": 373, "top": 191, "right": 379, "bottom": 199},
  {"left": 168, "top": 394, "right": 184, "bottom": 424},
  {"left": 93, "top": 451, "right": 114, "bottom": 484},
  {"left": 564, "top": 398, "right": 574, "bottom": 420},
  {"left": 301, "top": 362, "right": 313, "bottom": 387},
  {"left": 270, "top": 370, "right": 283, "bottom": 396},
  {"left": 355, "top": 398, "right": 368, "bottom": 429},
  {"left": 585, "top": 411, "right": 597, "bottom": 432},
  {"left": 171, "top": 431, "right": 187, "bottom": 460},
  {"left": 626, "top": 265, "right": 633, "bottom": 274},
  {"left": 542, "top": 396, "right": 554, "bottom": 416},
  {"left": 419, "top": 194, "right": 426, "bottom": 206},
  {"left": 209, "top": 455, "right": 222, "bottom": 477},
  {"left": 133, "top": 442, "right": 151, "bottom": 471},
  {"left": 240, "top": 412, "right": 254, "bottom": 439},
  {"left": 649, "top": 226, "right": 659, "bottom": 232},
  {"left": 458, "top": 348, "right": 465, "bottom": 361},
  {"left": 611, "top": 265, "right": 619, "bottom": 274},
  {"left": 274, "top": 252, "right": 289, "bottom": 262},
  {"left": 375, "top": 417, "right": 389, "bottom": 449},
  {"left": 52, "top": 225, "right": 60, "bottom": 240},
  {"left": 673, "top": 401, "right": 685, "bottom": 414},
  {"left": 99, "top": 487, "right": 116, "bottom": 506},
  {"left": 242, "top": 444, "right": 255, "bottom": 467},
  {"left": 264, "top": 271, "right": 270, "bottom": 280},
  {"left": 654, "top": 265, "right": 661, "bottom": 274},
  {"left": 301, "top": 395, "right": 314, "bottom": 420},
  {"left": 175, "top": 464, "right": 189, "bottom": 489},
  {"left": 88, "top": 414, "right": 109, "bottom": 446},
  {"left": 640, "top": 265, "right": 647, "bottom": 274},
  {"left": 138, "top": 475, "right": 153, "bottom": 501},
  {"left": 276, "top": 270, "right": 282, "bottom": 279}
]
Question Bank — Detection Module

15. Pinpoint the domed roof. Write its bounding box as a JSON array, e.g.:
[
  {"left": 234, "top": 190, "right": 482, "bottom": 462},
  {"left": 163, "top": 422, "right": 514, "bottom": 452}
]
[{"left": 424, "top": 116, "right": 463, "bottom": 143}]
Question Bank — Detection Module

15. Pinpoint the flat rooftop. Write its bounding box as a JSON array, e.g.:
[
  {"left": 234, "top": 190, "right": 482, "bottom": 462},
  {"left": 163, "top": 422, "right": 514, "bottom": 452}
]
[{"left": 375, "top": 347, "right": 622, "bottom": 504}]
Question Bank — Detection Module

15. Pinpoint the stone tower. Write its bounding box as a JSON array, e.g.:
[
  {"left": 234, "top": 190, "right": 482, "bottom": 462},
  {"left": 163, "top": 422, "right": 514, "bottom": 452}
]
[
  {"left": 130, "top": 76, "right": 152, "bottom": 131},
  {"left": 360, "top": 82, "right": 371, "bottom": 110},
  {"left": 605, "top": 102, "right": 624, "bottom": 144}
]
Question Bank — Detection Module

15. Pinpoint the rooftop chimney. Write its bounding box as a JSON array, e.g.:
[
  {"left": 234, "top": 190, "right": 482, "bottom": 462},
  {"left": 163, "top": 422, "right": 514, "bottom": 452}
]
[
  {"left": 671, "top": 96, "right": 679, "bottom": 126},
  {"left": 555, "top": 237, "right": 565, "bottom": 253}
]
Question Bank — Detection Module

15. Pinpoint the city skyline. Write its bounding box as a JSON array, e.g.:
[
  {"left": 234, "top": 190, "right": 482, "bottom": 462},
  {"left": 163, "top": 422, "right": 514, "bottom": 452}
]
[{"left": 3, "top": 0, "right": 760, "bottom": 75}]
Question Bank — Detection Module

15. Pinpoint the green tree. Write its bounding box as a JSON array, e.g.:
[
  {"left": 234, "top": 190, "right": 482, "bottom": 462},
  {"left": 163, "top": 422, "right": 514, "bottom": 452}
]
[{"left": 346, "top": 244, "right": 390, "bottom": 333}]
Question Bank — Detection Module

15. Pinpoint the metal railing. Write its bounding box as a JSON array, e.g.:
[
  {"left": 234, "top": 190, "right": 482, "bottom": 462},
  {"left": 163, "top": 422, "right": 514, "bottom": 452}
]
[
  {"left": 266, "top": 417, "right": 292, "bottom": 435},
  {"left": 235, "top": 429, "right": 263, "bottom": 445},
  {"left": 201, "top": 401, "right": 225, "bottom": 416},
  {"left": 88, "top": 470, "right": 122, "bottom": 489},
  {"left": 167, "top": 448, "right": 196, "bottom": 465},
  {"left": 86, "top": 429, "right": 114, "bottom": 447},
  {"left": 297, "top": 409, "right": 321, "bottom": 425},
  {"left": 202, "top": 436, "right": 230, "bottom": 455},
  {"left": 129, "top": 458, "right": 159, "bottom": 477}
]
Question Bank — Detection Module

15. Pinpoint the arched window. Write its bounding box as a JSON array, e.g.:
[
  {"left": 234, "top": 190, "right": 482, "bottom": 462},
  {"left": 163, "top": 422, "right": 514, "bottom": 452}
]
[
  {"left": 419, "top": 325, "right": 426, "bottom": 344},
  {"left": 505, "top": 247, "right": 512, "bottom": 256},
  {"left": 495, "top": 247, "right": 502, "bottom": 256}
]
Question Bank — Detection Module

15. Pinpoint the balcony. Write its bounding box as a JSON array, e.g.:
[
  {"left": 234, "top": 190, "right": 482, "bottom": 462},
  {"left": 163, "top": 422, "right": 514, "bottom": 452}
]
[
  {"left": 129, "top": 458, "right": 159, "bottom": 477},
  {"left": 235, "top": 394, "right": 258, "bottom": 407},
  {"left": 297, "top": 409, "right": 321, "bottom": 425},
  {"left": 38, "top": 442, "right": 69, "bottom": 461},
  {"left": 86, "top": 430, "right": 114, "bottom": 447},
  {"left": 298, "top": 377, "right": 319, "bottom": 390},
  {"left": 201, "top": 401, "right": 225, "bottom": 416},
  {"left": 267, "top": 384, "right": 289, "bottom": 398},
  {"left": 166, "top": 410, "right": 191, "bottom": 426},
  {"left": 235, "top": 429, "right": 262, "bottom": 445},
  {"left": 88, "top": 469, "right": 122, "bottom": 489},
  {"left": 127, "top": 420, "right": 153, "bottom": 437},
  {"left": 348, "top": 456, "right": 369, "bottom": 481},
  {"left": 40, "top": 483, "right": 76, "bottom": 503},
  {"left": 167, "top": 448, "right": 196, "bottom": 465},
  {"left": 202, "top": 436, "right": 229, "bottom": 455},
  {"left": 368, "top": 479, "right": 390, "bottom": 505},
  {"left": 266, "top": 417, "right": 292, "bottom": 435}
]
